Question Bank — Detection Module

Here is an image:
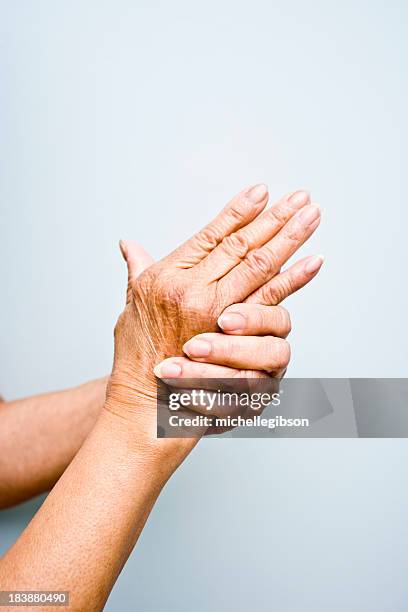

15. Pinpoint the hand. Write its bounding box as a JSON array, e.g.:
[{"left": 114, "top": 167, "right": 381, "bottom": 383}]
[
  {"left": 154, "top": 302, "right": 293, "bottom": 381},
  {"left": 154, "top": 250, "right": 324, "bottom": 380},
  {"left": 106, "top": 185, "right": 321, "bottom": 435},
  {"left": 117, "top": 242, "right": 323, "bottom": 383}
]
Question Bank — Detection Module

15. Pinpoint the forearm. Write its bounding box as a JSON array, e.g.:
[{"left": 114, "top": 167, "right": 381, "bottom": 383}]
[
  {"left": 0, "top": 408, "right": 192, "bottom": 611},
  {"left": 0, "top": 377, "right": 108, "bottom": 508}
]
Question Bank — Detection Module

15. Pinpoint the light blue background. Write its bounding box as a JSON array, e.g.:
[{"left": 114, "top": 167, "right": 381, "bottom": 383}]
[{"left": 1, "top": 1, "right": 407, "bottom": 610}]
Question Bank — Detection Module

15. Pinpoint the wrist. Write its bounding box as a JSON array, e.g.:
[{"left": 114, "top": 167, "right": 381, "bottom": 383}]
[
  {"left": 99, "top": 399, "right": 198, "bottom": 482},
  {"left": 107, "top": 351, "right": 161, "bottom": 403}
]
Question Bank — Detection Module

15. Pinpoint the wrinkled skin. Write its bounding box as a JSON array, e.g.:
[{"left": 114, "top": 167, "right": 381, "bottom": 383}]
[{"left": 106, "top": 185, "right": 321, "bottom": 435}]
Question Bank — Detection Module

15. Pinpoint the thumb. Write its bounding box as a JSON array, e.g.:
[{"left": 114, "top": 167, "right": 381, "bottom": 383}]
[{"left": 119, "top": 240, "right": 155, "bottom": 304}]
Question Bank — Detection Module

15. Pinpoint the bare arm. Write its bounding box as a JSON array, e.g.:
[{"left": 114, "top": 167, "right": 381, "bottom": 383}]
[
  {"left": 0, "top": 408, "right": 191, "bottom": 611},
  {"left": 0, "top": 378, "right": 107, "bottom": 509}
]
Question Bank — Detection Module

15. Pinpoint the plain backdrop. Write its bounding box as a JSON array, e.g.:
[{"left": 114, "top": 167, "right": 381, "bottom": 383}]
[{"left": 1, "top": 1, "right": 407, "bottom": 610}]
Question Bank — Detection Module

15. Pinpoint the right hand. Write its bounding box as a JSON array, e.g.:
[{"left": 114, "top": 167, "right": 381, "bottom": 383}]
[{"left": 106, "top": 184, "right": 320, "bottom": 431}]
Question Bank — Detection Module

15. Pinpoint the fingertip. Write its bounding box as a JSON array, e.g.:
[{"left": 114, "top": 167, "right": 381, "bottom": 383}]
[
  {"left": 304, "top": 254, "right": 324, "bottom": 275},
  {"left": 287, "top": 189, "right": 310, "bottom": 207},
  {"left": 245, "top": 183, "right": 269, "bottom": 205},
  {"left": 217, "top": 311, "right": 247, "bottom": 333},
  {"left": 154, "top": 361, "right": 182, "bottom": 378},
  {"left": 183, "top": 338, "right": 212, "bottom": 358}
]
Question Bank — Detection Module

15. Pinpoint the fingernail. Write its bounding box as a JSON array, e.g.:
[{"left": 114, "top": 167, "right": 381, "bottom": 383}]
[
  {"left": 304, "top": 254, "right": 324, "bottom": 275},
  {"left": 154, "top": 362, "right": 182, "bottom": 378},
  {"left": 288, "top": 190, "right": 310, "bottom": 207},
  {"left": 298, "top": 203, "right": 320, "bottom": 225},
  {"left": 309, "top": 217, "right": 321, "bottom": 233},
  {"left": 218, "top": 312, "right": 247, "bottom": 332},
  {"left": 246, "top": 183, "right": 268, "bottom": 205},
  {"left": 183, "top": 339, "right": 211, "bottom": 357}
]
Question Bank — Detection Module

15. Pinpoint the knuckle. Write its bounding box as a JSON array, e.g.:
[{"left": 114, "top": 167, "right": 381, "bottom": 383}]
[
  {"left": 265, "top": 337, "right": 291, "bottom": 369},
  {"left": 221, "top": 231, "right": 250, "bottom": 259},
  {"left": 277, "top": 339, "right": 291, "bottom": 367},
  {"left": 183, "top": 291, "right": 219, "bottom": 326},
  {"left": 255, "top": 305, "right": 271, "bottom": 332},
  {"left": 225, "top": 337, "right": 238, "bottom": 360},
  {"left": 245, "top": 248, "right": 274, "bottom": 277},
  {"left": 267, "top": 204, "right": 287, "bottom": 226},
  {"left": 255, "top": 306, "right": 267, "bottom": 330},
  {"left": 276, "top": 305, "right": 292, "bottom": 335},
  {"left": 228, "top": 199, "right": 249, "bottom": 223},
  {"left": 285, "top": 217, "right": 305, "bottom": 242},
  {"left": 266, "top": 275, "right": 294, "bottom": 305},
  {"left": 260, "top": 285, "right": 280, "bottom": 306},
  {"left": 220, "top": 336, "right": 242, "bottom": 362},
  {"left": 195, "top": 226, "right": 221, "bottom": 250}
]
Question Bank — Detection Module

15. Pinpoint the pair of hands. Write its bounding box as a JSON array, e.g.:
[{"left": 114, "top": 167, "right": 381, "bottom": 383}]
[
  {"left": 0, "top": 185, "right": 322, "bottom": 609},
  {"left": 105, "top": 184, "right": 322, "bottom": 455}
]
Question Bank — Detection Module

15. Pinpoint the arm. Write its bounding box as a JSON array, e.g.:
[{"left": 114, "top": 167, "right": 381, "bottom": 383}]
[
  {"left": 0, "top": 407, "right": 190, "bottom": 612},
  {"left": 0, "top": 378, "right": 107, "bottom": 509}
]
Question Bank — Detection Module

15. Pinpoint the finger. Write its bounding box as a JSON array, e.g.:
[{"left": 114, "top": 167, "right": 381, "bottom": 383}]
[
  {"left": 154, "top": 356, "right": 269, "bottom": 387},
  {"left": 219, "top": 203, "right": 321, "bottom": 301},
  {"left": 119, "top": 240, "right": 155, "bottom": 304},
  {"left": 198, "top": 189, "right": 310, "bottom": 279},
  {"left": 169, "top": 184, "right": 269, "bottom": 267},
  {"left": 246, "top": 254, "right": 324, "bottom": 305},
  {"left": 182, "top": 333, "right": 291, "bottom": 373},
  {"left": 217, "top": 303, "right": 291, "bottom": 337}
]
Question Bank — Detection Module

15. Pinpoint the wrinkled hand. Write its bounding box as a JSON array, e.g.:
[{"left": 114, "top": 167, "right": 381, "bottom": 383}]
[
  {"left": 155, "top": 302, "right": 293, "bottom": 381},
  {"left": 106, "top": 185, "right": 321, "bottom": 424}
]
